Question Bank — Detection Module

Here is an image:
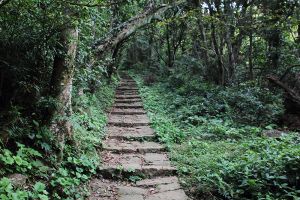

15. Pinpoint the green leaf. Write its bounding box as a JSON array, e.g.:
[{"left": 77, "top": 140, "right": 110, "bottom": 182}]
[{"left": 34, "top": 182, "right": 46, "bottom": 193}]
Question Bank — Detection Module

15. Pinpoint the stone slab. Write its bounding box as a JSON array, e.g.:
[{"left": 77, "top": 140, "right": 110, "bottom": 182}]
[
  {"left": 115, "top": 99, "right": 142, "bottom": 103},
  {"left": 101, "top": 152, "right": 171, "bottom": 167},
  {"left": 108, "top": 114, "right": 150, "bottom": 126},
  {"left": 103, "top": 139, "right": 164, "bottom": 153},
  {"left": 117, "top": 87, "right": 139, "bottom": 91},
  {"left": 89, "top": 178, "right": 189, "bottom": 200},
  {"left": 116, "top": 95, "right": 141, "bottom": 99},
  {"left": 113, "top": 103, "right": 143, "bottom": 109},
  {"left": 110, "top": 108, "right": 146, "bottom": 115},
  {"left": 116, "top": 91, "right": 139, "bottom": 95},
  {"left": 100, "top": 152, "right": 176, "bottom": 177},
  {"left": 107, "top": 126, "right": 155, "bottom": 140}
]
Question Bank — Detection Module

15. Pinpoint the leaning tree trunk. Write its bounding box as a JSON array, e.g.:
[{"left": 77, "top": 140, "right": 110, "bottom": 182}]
[
  {"left": 49, "top": 26, "right": 78, "bottom": 161},
  {"left": 93, "top": 2, "right": 174, "bottom": 79}
]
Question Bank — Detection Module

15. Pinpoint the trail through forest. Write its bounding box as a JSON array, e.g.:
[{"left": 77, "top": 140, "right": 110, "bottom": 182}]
[
  {"left": 89, "top": 75, "right": 189, "bottom": 200},
  {"left": 1, "top": 1, "right": 299, "bottom": 199}
]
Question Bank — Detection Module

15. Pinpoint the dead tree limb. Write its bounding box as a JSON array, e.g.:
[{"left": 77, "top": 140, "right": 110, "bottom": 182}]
[{"left": 267, "top": 75, "right": 300, "bottom": 106}]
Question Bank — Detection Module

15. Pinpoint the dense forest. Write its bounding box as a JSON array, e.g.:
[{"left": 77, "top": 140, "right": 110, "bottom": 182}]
[{"left": 0, "top": 0, "right": 299, "bottom": 199}]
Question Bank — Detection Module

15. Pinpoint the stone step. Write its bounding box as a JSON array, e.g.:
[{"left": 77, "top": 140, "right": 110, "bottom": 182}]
[
  {"left": 119, "top": 83, "right": 137, "bottom": 86},
  {"left": 89, "top": 177, "right": 189, "bottom": 200},
  {"left": 121, "top": 78, "right": 135, "bottom": 82},
  {"left": 117, "top": 87, "right": 139, "bottom": 91},
  {"left": 119, "top": 82, "right": 137, "bottom": 86},
  {"left": 99, "top": 152, "right": 176, "bottom": 178},
  {"left": 116, "top": 92, "right": 139, "bottom": 96},
  {"left": 120, "top": 82, "right": 136, "bottom": 85},
  {"left": 103, "top": 139, "right": 164, "bottom": 153},
  {"left": 108, "top": 114, "right": 150, "bottom": 126},
  {"left": 110, "top": 108, "right": 146, "bottom": 115},
  {"left": 113, "top": 103, "right": 143, "bottom": 109},
  {"left": 115, "top": 95, "right": 141, "bottom": 99},
  {"left": 107, "top": 126, "right": 155, "bottom": 140},
  {"left": 115, "top": 98, "right": 142, "bottom": 103}
]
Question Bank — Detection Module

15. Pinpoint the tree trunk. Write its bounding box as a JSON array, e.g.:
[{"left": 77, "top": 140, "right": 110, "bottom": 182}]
[
  {"left": 93, "top": 3, "right": 173, "bottom": 56},
  {"left": 207, "top": 2, "right": 225, "bottom": 85},
  {"left": 166, "top": 24, "right": 173, "bottom": 69},
  {"left": 225, "top": 29, "right": 236, "bottom": 82},
  {"left": 249, "top": 5, "right": 254, "bottom": 80},
  {"left": 249, "top": 32, "right": 254, "bottom": 80},
  {"left": 224, "top": 1, "right": 236, "bottom": 83},
  {"left": 93, "top": 3, "right": 174, "bottom": 78},
  {"left": 49, "top": 26, "right": 78, "bottom": 161}
]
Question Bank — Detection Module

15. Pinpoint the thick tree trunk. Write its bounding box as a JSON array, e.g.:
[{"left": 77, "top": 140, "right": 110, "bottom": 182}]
[{"left": 49, "top": 26, "right": 78, "bottom": 161}]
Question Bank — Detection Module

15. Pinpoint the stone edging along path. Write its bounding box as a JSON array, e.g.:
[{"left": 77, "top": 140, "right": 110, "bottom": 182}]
[{"left": 88, "top": 75, "right": 189, "bottom": 200}]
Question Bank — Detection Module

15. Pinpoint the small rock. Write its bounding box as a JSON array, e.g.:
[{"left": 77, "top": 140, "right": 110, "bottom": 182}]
[
  {"left": 8, "top": 173, "right": 27, "bottom": 187},
  {"left": 262, "top": 130, "right": 285, "bottom": 138}
]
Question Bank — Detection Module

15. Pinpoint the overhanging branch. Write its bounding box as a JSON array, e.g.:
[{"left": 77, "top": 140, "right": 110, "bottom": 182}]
[{"left": 92, "top": 3, "right": 179, "bottom": 57}]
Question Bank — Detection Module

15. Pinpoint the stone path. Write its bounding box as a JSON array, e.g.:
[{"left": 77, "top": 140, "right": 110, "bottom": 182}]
[{"left": 89, "top": 75, "right": 189, "bottom": 200}]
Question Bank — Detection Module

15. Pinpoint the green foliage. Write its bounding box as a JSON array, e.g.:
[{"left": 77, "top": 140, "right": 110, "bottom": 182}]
[
  {"left": 0, "top": 143, "right": 46, "bottom": 176},
  {"left": 0, "top": 178, "right": 48, "bottom": 200},
  {"left": 141, "top": 75, "right": 284, "bottom": 127},
  {"left": 173, "top": 135, "right": 300, "bottom": 199},
  {"left": 72, "top": 81, "right": 117, "bottom": 152},
  {"left": 128, "top": 175, "right": 143, "bottom": 183},
  {"left": 50, "top": 155, "right": 98, "bottom": 199},
  {"left": 219, "top": 135, "right": 300, "bottom": 199},
  {"left": 0, "top": 80, "right": 116, "bottom": 199},
  {"left": 132, "top": 73, "right": 300, "bottom": 200}
]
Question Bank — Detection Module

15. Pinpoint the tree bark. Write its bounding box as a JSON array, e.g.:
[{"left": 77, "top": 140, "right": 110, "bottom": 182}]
[
  {"left": 93, "top": 3, "right": 173, "bottom": 57},
  {"left": 92, "top": 3, "right": 175, "bottom": 78},
  {"left": 49, "top": 26, "right": 78, "bottom": 161}
]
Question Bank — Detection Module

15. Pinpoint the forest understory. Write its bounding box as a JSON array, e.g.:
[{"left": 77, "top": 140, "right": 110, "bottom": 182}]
[{"left": 0, "top": 0, "right": 300, "bottom": 199}]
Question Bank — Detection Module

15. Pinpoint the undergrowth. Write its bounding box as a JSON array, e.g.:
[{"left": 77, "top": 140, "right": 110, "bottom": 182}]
[
  {"left": 0, "top": 80, "right": 117, "bottom": 199},
  {"left": 131, "top": 73, "right": 300, "bottom": 200}
]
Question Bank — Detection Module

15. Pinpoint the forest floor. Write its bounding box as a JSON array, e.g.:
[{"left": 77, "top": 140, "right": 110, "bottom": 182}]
[{"left": 88, "top": 75, "right": 189, "bottom": 200}]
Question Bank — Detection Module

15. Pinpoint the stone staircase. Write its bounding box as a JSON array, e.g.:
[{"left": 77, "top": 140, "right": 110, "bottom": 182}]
[{"left": 89, "top": 75, "right": 189, "bottom": 200}]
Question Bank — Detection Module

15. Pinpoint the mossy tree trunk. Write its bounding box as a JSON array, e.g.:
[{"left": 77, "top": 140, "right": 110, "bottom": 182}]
[{"left": 49, "top": 26, "right": 78, "bottom": 161}]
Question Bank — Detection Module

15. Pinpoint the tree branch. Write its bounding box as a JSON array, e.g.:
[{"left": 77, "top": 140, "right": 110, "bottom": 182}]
[
  {"left": 267, "top": 75, "right": 300, "bottom": 106},
  {"left": 63, "top": 0, "right": 127, "bottom": 8},
  {"left": 0, "top": 0, "right": 11, "bottom": 8},
  {"left": 93, "top": 2, "right": 184, "bottom": 57}
]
